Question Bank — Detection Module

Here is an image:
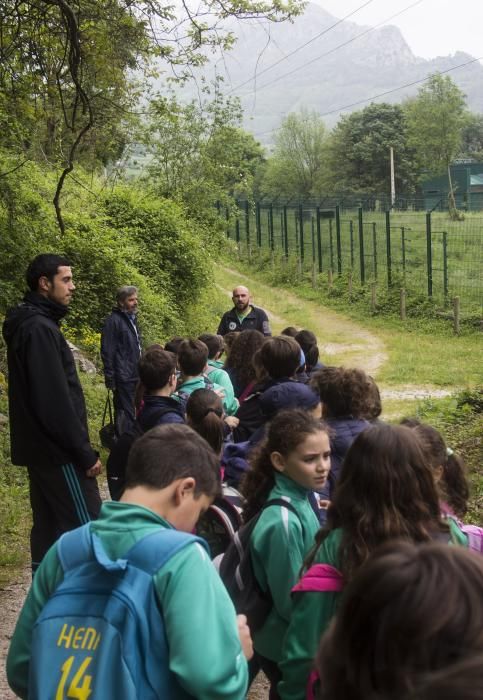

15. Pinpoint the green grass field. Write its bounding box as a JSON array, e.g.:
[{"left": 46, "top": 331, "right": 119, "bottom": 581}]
[{"left": 228, "top": 205, "right": 483, "bottom": 314}]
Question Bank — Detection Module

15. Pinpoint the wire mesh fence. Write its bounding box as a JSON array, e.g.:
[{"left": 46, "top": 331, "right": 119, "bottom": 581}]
[{"left": 223, "top": 200, "right": 483, "bottom": 316}]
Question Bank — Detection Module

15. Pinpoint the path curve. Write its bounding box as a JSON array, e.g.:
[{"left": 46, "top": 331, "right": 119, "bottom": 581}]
[
  {"left": 217, "top": 265, "right": 456, "bottom": 402},
  {"left": 218, "top": 266, "right": 388, "bottom": 377}
]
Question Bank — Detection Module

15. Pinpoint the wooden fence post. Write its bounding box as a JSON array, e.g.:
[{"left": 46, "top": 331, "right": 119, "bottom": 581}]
[
  {"left": 453, "top": 297, "right": 460, "bottom": 335},
  {"left": 400, "top": 288, "right": 406, "bottom": 320}
]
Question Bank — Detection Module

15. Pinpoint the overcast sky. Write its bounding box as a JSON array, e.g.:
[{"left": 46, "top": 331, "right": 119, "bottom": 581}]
[{"left": 316, "top": 0, "right": 483, "bottom": 63}]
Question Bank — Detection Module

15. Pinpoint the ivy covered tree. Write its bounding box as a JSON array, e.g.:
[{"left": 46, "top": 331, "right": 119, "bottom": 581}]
[
  {"left": 405, "top": 74, "right": 468, "bottom": 217},
  {"left": 323, "top": 102, "right": 418, "bottom": 197},
  {"left": 0, "top": 0, "right": 302, "bottom": 232}
]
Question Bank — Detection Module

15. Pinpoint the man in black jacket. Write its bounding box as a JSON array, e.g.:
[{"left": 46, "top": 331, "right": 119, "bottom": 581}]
[
  {"left": 101, "top": 286, "right": 142, "bottom": 434},
  {"left": 2, "top": 254, "right": 102, "bottom": 573},
  {"left": 217, "top": 285, "right": 271, "bottom": 336}
]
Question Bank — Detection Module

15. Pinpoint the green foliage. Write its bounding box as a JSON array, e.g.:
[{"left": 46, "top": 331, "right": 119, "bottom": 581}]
[
  {"left": 459, "top": 113, "right": 483, "bottom": 161},
  {"left": 405, "top": 74, "right": 468, "bottom": 212},
  {"left": 0, "top": 150, "right": 221, "bottom": 350},
  {"left": 142, "top": 87, "right": 265, "bottom": 225},
  {"left": 324, "top": 103, "right": 418, "bottom": 195},
  {"left": 261, "top": 109, "right": 328, "bottom": 199}
]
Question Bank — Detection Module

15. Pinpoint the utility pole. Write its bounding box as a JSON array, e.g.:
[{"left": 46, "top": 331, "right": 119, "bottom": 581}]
[{"left": 390, "top": 146, "right": 396, "bottom": 209}]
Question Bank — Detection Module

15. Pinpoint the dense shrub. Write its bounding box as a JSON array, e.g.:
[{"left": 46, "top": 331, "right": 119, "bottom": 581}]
[{"left": 0, "top": 152, "right": 221, "bottom": 351}]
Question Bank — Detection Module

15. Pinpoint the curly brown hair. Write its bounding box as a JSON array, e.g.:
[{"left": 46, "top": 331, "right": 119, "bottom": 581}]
[
  {"left": 241, "top": 409, "right": 328, "bottom": 521},
  {"left": 223, "top": 329, "right": 266, "bottom": 391},
  {"left": 305, "top": 424, "right": 447, "bottom": 581},
  {"left": 310, "top": 366, "right": 373, "bottom": 419}
]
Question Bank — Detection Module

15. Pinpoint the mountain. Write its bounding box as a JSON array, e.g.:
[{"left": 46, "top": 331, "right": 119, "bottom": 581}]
[{"left": 168, "top": 3, "right": 483, "bottom": 144}]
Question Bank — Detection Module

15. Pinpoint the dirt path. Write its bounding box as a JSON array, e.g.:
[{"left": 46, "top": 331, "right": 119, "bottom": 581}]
[
  {"left": 217, "top": 266, "right": 454, "bottom": 403},
  {"left": 0, "top": 572, "right": 30, "bottom": 699}
]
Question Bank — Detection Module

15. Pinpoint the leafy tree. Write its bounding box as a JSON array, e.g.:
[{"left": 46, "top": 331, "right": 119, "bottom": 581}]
[
  {"left": 324, "top": 103, "right": 418, "bottom": 197},
  {"left": 261, "top": 109, "right": 328, "bottom": 200},
  {"left": 459, "top": 113, "right": 483, "bottom": 161},
  {"left": 143, "top": 86, "right": 265, "bottom": 226},
  {"left": 0, "top": 0, "right": 302, "bottom": 232},
  {"left": 405, "top": 74, "right": 468, "bottom": 216}
]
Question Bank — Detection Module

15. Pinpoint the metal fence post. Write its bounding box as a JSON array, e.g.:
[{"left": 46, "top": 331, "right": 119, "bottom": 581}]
[
  {"left": 349, "top": 220, "right": 354, "bottom": 269},
  {"left": 299, "top": 204, "right": 304, "bottom": 263},
  {"left": 283, "top": 206, "right": 289, "bottom": 259},
  {"left": 269, "top": 203, "right": 274, "bottom": 251},
  {"left": 235, "top": 216, "right": 240, "bottom": 243},
  {"left": 426, "top": 211, "right": 433, "bottom": 297},
  {"left": 316, "top": 207, "right": 322, "bottom": 272},
  {"left": 358, "top": 207, "right": 365, "bottom": 284},
  {"left": 372, "top": 222, "right": 377, "bottom": 279},
  {"left": 245, "top": 200, "right": 250, "bottom": 254},
  {"left": 225, "top": 206, "right": 230, "bottom": 238},
  {"left": 385, "top": 210, "right": 392, "bottom": 287},
  {"left": 335, "top": 205, "right": 342, "bottom": 274},
  {"left": 443, "top": 231, "right": 448, "bottom": 301},
  {"left": 329, "top": 219, "right": 334, "bottom": 271},
  {"left": 401, "top": 226, "right": 406, "bottom": 276},
  {"left": 256, "top": 202, "right": 261, "bottom": 247}
]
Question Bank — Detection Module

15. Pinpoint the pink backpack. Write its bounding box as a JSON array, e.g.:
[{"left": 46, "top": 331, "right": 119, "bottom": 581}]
[{"left": 291, "top": 564, "right": 344, "bottom": 700}]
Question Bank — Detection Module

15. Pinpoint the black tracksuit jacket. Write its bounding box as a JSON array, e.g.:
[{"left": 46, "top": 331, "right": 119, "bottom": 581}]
[{"left": 2, "top": 292, "right": 97, "bottom": 470}]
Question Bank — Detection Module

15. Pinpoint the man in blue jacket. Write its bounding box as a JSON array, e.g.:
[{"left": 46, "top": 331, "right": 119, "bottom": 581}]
[{"left": 101, "top": 286, "right": 142, "bottom": 434}]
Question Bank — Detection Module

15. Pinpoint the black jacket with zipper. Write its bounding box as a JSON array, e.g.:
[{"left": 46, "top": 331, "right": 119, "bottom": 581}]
[
  {"left": 2, "top": 292, "right": 98, "bottom": 470},
  {"left": 100, "top": 308, "right": 141, "bottom": 387}
]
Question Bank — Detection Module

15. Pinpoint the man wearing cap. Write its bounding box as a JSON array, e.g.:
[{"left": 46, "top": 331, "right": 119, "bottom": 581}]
[{"left": 217, "top": 286, "right": 271, "bottom": 337}]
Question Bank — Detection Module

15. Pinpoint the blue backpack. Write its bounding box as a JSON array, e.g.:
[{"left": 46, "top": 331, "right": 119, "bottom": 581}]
[{"left": 29, "top": 524, "right": 207, "bottom": 699}]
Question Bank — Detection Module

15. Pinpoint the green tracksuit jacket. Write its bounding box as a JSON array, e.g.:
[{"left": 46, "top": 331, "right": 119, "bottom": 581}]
[
  {"left": 7, "top": 501, "right": 248, "bottom": 700},
  {"left": 250, "top": 473, "right": 320, "bottom": 664},
  {"left": 177, "top": 375, "right": 239, "bottom": 416},
  {"left": 278, "top": 521, "right": 470, "bottom": 700}
]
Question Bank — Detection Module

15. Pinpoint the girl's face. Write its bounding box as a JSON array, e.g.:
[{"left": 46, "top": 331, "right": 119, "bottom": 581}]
[{"left": 271, "top": 430, "right": 331, "bottom": 491}]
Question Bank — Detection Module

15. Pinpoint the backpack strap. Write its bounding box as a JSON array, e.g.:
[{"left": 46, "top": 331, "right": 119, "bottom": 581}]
[
  {"left": 57, "top": 523, "right": 209, "bottom": 577},
  {"left": 126, "top": 528, "right": 209, "bottom": 575},
  {"left": 292, "top": 563, "right": 344, "bottom": 593}
]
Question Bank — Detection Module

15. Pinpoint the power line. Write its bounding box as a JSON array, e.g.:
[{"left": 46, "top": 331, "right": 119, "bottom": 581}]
[
  {"left": 225, "top": 0, "right": 376, "bottom": 95},
  {"left": 252, "top": 54, "right": 482, "bottom": 140},
  {"left": 319, "top": 54, "right": 483, "bottom": 116},
  {"left": 243, "top": 0, "right": 424, "bottom": 96}
]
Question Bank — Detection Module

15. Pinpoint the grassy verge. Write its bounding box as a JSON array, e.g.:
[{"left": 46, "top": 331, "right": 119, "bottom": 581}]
[{"left": 221, "top": 251, "right": 482, "bottom": 388}]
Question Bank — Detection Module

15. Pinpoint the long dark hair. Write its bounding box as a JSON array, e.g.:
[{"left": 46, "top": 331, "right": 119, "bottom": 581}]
[
  {"left": 411, "top": 422, "right": 469, "bottom": 518},
  {"left": 316, "top": 542, "right": 483, "bottom": 700},
  {"left": 305, "top": 424, "right": 447, "bottom": 580},
  {"left": 295, "top": 330, "right": 319, "bottom": 373},
  {"left": 186, "top": 389, "right": 224, "bottom": 456},
  {"left": 241, "top": 409, "right": 328, "bottom": 521}
]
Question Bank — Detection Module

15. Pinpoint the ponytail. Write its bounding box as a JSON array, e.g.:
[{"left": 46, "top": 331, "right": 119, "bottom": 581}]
[{"left": 186, "top": 389, "right": 224, "bottom": 456}]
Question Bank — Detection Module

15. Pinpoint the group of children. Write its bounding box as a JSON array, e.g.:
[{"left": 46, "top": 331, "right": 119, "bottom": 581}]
[{"left": 7, "top": 326, "right": 483, "bottom": 699}]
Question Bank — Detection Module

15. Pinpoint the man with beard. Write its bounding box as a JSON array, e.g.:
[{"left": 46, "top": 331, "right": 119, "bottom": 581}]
[
  {"left": 101, "top": 285, "right": 142, "bottom": 434},
  {"left": 2, "top": 254, "right": 102, "bottom": 573},
  {"left": 217, "top": 285, "right": 271, "bottom": 336}
]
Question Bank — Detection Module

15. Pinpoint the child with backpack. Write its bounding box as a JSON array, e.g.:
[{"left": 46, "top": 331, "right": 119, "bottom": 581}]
[
  {"left": 278, "top": 424, "right": 470, "bottom": 700},
  {"left": 315, "top": 541, "right": 483, "bottom": 700},
  {"left": 106, "top": 348, "right": 184, "bottom": 499},
  {"left": 187, "top": 389, "right": 243, "bottom": 559},
  {"left": 406, "top": 421, "right": 482, "bottom": 551},
  {"left": 175, "top": 338, "right": 239, "bottom": 416},
  {"left": 198, "top": 333, "right": 238, "bottom": 402},
  {"left": 223, "top": 409, "right": 331, "bottom": 699},
  {"left": 7, "top": 424, "right": 252, "bottom": 700}
]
